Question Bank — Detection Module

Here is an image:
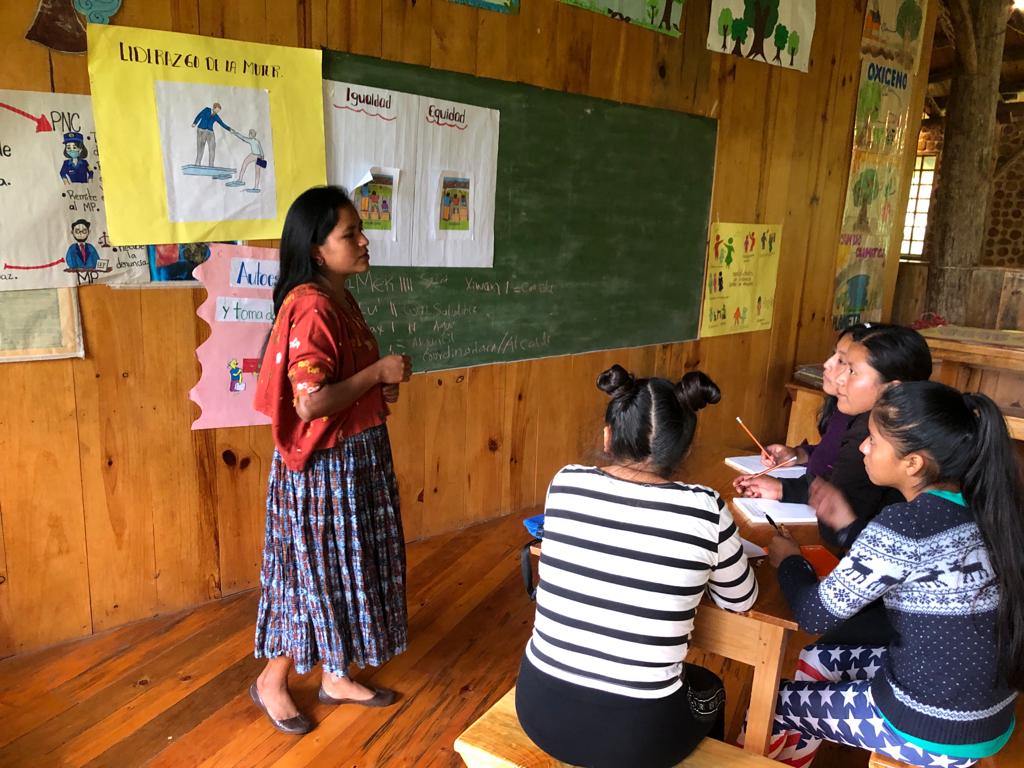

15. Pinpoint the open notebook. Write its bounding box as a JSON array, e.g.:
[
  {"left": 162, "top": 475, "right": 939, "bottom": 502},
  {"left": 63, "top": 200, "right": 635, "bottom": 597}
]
[
  {"left": 731, "top": 497, "right": 818, "bottom": 525},
  {"left": 724, "top": 455, "right": 807, "bottom": 479}
]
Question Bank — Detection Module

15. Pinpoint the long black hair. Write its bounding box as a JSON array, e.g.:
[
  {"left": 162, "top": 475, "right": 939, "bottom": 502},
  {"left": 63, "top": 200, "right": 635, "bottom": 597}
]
[
  {"left": 853, "top": 323, "right": 932, "bottom": 384},
  {"left": 597, "top": 364, "right": 720, "bottom": 478},
  {"left": 816, "top": 322, "right": 877, "bottom": 434},
  {"left": 873, "top": 381, "right": 1024, "bottom": 689},
  {"left": 272, "top": 185, "right": 353, "bottom": 316},
  {"left": 815, "top": 323, "right": 900, "bottom": 432}
]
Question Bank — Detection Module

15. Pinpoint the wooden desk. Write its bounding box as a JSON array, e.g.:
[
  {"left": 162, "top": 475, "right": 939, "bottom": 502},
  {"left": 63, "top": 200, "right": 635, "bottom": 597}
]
[
  {"left": 526, "top": 450, "right": 819, "bottom": 756},
  {"left": 685, "top": 456, "right": 820, "bottom": 756}
]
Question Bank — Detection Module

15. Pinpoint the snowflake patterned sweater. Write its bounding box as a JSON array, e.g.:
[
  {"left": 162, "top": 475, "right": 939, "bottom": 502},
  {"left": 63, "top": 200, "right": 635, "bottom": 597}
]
[{"left": 777, "top": 492, "right": 1017, "bottom": 748}]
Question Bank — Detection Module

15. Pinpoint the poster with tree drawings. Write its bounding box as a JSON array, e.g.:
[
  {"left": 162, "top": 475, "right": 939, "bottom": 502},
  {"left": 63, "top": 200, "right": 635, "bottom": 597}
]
[
  {"left": 0, "top": 89, "right": 149, "bottom": 291},
  {"left": 560, "top": 0, "right": 684, "bottom": 38},
  {"left": 707, "top": 0, "right": 816, "bottom": 72},
  {"left": 862, "top": 0, "right": 927, "bottom": 72},
  {"left": 832, "top": 53, "right": 914, "bottom": 330}
]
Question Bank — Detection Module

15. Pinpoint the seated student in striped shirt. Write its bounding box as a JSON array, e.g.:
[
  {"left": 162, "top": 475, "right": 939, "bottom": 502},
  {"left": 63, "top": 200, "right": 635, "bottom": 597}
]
[
  {"left": 516, "top": 364, "right": 759, "bottom": 768},
  {"left": 764, "top": 382, "right": 1021, "bottom": 767}
]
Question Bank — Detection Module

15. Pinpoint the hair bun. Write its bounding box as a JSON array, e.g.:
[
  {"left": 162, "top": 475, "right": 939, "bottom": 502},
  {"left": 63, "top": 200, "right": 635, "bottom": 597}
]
[
  {"left": 676, "top": 371, "right": 721, "bottom": 412},
  {"left": 597, "top": 364, "right": 637, "bottom": 400}
]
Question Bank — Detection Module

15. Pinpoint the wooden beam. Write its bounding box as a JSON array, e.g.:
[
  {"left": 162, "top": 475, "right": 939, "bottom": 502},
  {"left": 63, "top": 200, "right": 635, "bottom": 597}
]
[
  {"left": 929, "top": 46, "right": 1024, "bottom": 84},
  {"left": 947, "top": 0, "right": 979, "bottom": 74}
]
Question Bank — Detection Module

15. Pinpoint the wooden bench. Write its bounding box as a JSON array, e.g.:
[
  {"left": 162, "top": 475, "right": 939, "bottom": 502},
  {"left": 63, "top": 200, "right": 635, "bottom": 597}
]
[
  {"left": 867, "top": 755, "right": 914, "bottom": 768},
  {"left": 454, "top": 687, "right": 781, "bottom": 767}
]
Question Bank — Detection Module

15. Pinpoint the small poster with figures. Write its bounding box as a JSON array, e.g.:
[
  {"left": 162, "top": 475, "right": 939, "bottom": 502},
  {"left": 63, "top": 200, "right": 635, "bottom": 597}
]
[
  {"left": 190, "top": 243, "right": 279, "bottom": 430},
  {"left": 700, "top": 222, "right": 781, "bottom": 338},
  {"left": 352, "top": 167, "right": 399, "bottom": 241},
  {"left": 0, "top": 89, "right": 150, "bottom": 291},
  {"left": 436, "top": 173, "right": 471, "bottom": 238}
]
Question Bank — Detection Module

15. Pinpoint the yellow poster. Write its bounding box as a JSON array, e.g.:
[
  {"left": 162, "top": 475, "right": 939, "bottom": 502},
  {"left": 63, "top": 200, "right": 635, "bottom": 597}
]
[
  {"left": 87, "top": 25, "right": 326, "bottom": 245},
  {"left": 700, "top": 223, "right": 781, "bottom": 338}
]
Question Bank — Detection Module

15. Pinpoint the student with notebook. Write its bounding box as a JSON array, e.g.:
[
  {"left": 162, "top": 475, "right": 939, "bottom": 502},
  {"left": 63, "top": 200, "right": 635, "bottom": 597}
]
[
  {"left": 737, "top": 325, "right": 932, "bottom": 646},
  {"left": 762, "top": 382, "right": 1021, "bottom": 767},
  {"left": 758, "top": 324, "right": 865, "bottom": 477},
  {"left": 516, "top": 365, "right": 757, "bottom": 768},
  {"left": 733, "top": 324, "right": 932, "bottom": 550}
]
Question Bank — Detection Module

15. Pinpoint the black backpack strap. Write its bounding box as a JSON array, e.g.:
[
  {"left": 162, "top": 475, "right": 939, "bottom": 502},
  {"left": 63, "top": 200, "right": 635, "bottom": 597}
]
[{"left": 520, "top": 538, "right": 541, "bottom": 600}]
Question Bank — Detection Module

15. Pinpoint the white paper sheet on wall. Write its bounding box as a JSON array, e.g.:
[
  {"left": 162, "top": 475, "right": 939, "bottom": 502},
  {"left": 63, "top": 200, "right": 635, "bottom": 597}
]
[
  {"left": 324, "top": 80, "right": 499, "bottom": 267},
  {"left": 0, "top": 89, "right": 150, "bottom": 291},
  {"left": 324, "top": 82, "right": 417, "bottom": 261},
  {"left": 413, "top": 97, "right": 497, "bottom": 264}
]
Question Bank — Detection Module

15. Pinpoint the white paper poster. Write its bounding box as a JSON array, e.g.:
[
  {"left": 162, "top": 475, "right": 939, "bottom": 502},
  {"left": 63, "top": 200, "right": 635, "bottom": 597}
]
[
  {"left": 324, "top": 82, "right": 417, "bottom": 259},
  {"left": 324, "top": 80, "right": 499, "bottom": 267},
  {"left": 414, "top": 97, "right": 497, "bottom": 265},
  {"left": 0, "top": 89, "right": 150, "bottom": 291},
  {"left": 707, "top": 0, "right": 816, "bottom": 73},
  {"left": 154, "top": 81, "right": 278, "bottom": 226}
]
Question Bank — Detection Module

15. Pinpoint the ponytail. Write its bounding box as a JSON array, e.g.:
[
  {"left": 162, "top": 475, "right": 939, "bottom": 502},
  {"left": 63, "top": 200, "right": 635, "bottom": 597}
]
[
  {"left": 873, "top": 382, "right": 1024, "bottom": 689},
  {"left": 962, "top": 393, "right": 1024, "bottom": 689}
]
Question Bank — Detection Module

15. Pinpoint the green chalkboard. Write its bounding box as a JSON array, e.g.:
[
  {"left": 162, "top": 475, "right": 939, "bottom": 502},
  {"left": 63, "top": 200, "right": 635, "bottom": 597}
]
[{"left": 324, "top": 50, "right": 716, "bottom": 371}]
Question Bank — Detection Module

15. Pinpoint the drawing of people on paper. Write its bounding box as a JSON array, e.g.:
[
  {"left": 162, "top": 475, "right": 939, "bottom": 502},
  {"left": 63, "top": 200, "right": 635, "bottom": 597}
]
[
  {"left": 225, "top": 128, "right": 266, "bottom": 192},
  {"left": 64, "top": 219, "right": 100, "bottom": 269},
  {"left": 155, "top": 81, "right": 277, "bottom": 224},
  {"left": 438, "top": 174, "right": 470, "bottom": 234},
  {"left": 59, "top": 131, "right": 93, "bottom": 184},
  {"left": 228, "top": 358, "right": 245, "bottom": 392},
  {"left": 192, "top": 102, "right": 232, "bottom": 166}
]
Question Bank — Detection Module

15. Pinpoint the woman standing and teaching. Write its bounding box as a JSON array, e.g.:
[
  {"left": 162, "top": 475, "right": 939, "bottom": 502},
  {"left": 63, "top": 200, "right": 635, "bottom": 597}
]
[{"left": 250, "top": 185, "right": 412, "bottom": 734}]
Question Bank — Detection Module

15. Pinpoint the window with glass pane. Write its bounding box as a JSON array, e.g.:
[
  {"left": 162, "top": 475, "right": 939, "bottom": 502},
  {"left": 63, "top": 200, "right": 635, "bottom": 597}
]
[{"left": 900, "top": 155, "right": 937, "bottom": 260}]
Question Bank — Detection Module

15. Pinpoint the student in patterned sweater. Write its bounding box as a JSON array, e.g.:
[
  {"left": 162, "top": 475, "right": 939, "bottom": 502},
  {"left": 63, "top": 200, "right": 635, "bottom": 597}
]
[
  {"left": 764, "top": 382, "right": 1022, "bottom": 767},
  {"left": 516, "top": 365, "right": 758, "bottom": 768}
]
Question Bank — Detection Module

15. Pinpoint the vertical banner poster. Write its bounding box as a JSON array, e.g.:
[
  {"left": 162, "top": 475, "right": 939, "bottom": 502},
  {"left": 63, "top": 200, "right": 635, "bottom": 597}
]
[
  {"left": 190, "top": 244, "right": 277, "bottom": 429},
  {"left": 862, "top": 0, "right": 927, "bottom": 72},
  {"left": 832, "top": 54, "right": 912, "bottom": 329},
  {"left": 707, "top": 0, "right": 816, "bottom": 72},
  {"left": 560, "top": 1, "right": 683, "bottom": 38},
  {"left": 700, "top": 222, "right": 781, "bottom": 338},
  {"left": 88, "top": 25, "right": 326, "bottom": 245},
  {"left": 0, "top": 288, "right": 83, "bottom": 362},
  {"left": 0, "top": 89, "right": 150, "bottom": 290},
  {"left": 324, "top": 81, "right": 417, "bottom": 259}
]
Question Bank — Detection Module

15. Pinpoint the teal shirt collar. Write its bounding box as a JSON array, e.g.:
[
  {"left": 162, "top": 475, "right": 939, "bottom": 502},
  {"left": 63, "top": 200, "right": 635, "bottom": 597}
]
[{"left": 925, "top": 489, "right": 967, "bottom": 507}]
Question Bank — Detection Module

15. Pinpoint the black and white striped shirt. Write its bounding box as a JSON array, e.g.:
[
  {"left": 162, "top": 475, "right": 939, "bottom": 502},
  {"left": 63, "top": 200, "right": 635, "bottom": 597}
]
[{"left": 525, "top": 465, "right": 758, "bottom": 699}]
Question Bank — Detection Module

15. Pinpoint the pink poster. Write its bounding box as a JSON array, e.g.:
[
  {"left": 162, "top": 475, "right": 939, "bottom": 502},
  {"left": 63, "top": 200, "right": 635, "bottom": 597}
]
[{"left": 190, "top": 244, "right": 278, "bottom": 430}]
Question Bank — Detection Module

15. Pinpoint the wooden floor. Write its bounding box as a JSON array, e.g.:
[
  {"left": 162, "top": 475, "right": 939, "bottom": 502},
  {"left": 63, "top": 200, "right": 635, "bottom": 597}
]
[{"left": 1, "top": 513, "right": 1017, "bottom": 768}]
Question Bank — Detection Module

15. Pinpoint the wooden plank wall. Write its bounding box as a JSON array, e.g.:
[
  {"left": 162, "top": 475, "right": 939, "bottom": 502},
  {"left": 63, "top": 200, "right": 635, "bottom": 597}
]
[{"left": 0, "top": 0, "right": 911, "bottom": 657}]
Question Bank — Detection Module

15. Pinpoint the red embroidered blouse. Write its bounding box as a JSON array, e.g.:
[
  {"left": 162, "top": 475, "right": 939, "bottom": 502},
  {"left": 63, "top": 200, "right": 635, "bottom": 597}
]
[{"left": 253, "top": 283, "right": 387, "bottom": 471}]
